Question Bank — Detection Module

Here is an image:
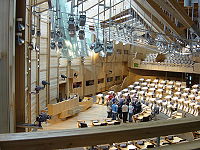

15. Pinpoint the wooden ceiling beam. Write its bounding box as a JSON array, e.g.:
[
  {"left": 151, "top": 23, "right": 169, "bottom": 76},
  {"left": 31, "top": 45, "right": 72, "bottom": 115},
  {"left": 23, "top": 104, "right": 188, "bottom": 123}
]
[
  {"left": 166, "top": 0, "right": 200, "bottom": 37},
  {"left": 144, "top": 0, "right": 186, "bottom": 38},
  {"left": 133, "top": 0, "right": 175, "bottom": 42},
  {"left": 153, "top": 0, "right": 187, "bottom": 28},
  {"left": 31, "top": 0, "right": 48, "bottom": 6}
]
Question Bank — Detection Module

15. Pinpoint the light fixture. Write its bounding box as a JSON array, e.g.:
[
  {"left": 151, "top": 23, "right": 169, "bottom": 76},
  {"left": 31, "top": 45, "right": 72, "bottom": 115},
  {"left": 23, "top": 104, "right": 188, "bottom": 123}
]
[
  {"left": 50, "top": 41, "right": 56, "bottom": 49},
  {"left": 79, "top": 15, "right": 86, "bottom": 26},
  {"left": 16, "top": 33, "right": 25, "bottom": 45},
  {"left": 58, "top": 39, "right": 63, "bottom": 49},
  {"left": 78, "top": 30, "right": 85, "bottom": 40},
  {"left": 42, "top": 80, "right": 50, "bottom": 87},
  {"left": 74, "top": 73, "right": 78, "bottom": 78},
  {"left": 17, "top": 18, "right": 25, "bottom": 31},
  {"left": 61, "top": 74, "right": 67, "bottom": 80}
]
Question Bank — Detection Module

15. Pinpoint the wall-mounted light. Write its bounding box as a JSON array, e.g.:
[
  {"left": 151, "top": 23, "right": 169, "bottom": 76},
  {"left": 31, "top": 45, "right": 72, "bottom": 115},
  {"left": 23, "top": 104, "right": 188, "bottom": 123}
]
[
  {"left": 16, "top": 33, "right": 25, "bottom": 45},
  {"left": 42, "top": 80, "right": 50, "bottom": 87},
  {"left": 17, "top": 18, "right": 25, "bottom": 31},
  {"left": 74, "top": 73, "right": 78, "bottom": 78},
  {"left": 35, "top": 45, "right": 40, "bottom": 52},
  {"left": 28, "top": 42, "right": 34, "bottom": 50},
  {"left": 50, "top": 41, "right": 56, "bottom": 49},
  {"left": 61, "top": 74, "right": 67, "bottom": 80},
  {"left": 36, "top": 30, "right": 41, "bottom": 37}
]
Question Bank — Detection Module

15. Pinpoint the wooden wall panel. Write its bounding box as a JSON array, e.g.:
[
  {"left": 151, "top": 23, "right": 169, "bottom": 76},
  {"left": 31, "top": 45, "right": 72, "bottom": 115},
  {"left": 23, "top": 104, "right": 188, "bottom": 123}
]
[{"left": 40, "top": 55, "right": 47, "bottom": 70}]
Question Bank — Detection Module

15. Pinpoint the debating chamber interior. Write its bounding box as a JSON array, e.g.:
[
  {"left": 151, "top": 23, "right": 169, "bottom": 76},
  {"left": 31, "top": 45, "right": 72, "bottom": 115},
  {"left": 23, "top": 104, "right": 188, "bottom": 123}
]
[{"left": 3, "top": 0, "right": 200, "bottom": 149}]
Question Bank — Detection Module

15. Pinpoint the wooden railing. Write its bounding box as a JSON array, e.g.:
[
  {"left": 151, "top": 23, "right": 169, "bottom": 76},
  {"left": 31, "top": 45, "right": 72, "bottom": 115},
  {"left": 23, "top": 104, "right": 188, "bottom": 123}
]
[{"left": 1, "top": 117, "right": 200, "bottom": 150}]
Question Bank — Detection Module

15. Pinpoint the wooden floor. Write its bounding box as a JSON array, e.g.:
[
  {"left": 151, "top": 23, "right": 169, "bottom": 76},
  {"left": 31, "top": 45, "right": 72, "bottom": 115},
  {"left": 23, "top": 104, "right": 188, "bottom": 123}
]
[{"left": 43, "top": 104, "right": 107, "bottom": 131}]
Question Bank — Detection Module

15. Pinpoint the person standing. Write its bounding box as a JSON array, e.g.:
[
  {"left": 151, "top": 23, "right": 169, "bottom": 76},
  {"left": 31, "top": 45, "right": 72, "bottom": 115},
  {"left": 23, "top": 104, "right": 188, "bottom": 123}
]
[
  {"left": 107, "top": 103, "right": 112, "bottom": 118},
  {"left": 122, "top": 103, "right": 128, "bottom": 123},
  {"left": 111, "top": 102, "right": 118, "bottom": 120},
  {"left": 128, "top": 103, "right": 134, "bottom": 122},
  {"left": 118, "top": 103, "right": 122, "bottom": 119}
]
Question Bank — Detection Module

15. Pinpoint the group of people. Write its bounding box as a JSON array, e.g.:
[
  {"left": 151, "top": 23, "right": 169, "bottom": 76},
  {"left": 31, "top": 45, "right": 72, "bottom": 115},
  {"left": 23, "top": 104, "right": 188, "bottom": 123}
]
[{"left": 106, "top": 93, "right": 142, "bottom": 123}]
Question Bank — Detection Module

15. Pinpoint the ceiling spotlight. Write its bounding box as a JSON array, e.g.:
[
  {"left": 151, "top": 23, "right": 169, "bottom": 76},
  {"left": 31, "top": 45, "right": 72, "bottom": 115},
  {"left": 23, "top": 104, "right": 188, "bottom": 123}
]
[
  {"left": 68, "top": 17, "right": 75, "bottom": 30},
  {"left": 79, "top": 15, "right": 86, "bottom": 26},
  {"left": 69, "top": 30, "right": 76, "bottom": 37},
  {"left": 78, "top": 30, "right": 85, "bottom": 40}
]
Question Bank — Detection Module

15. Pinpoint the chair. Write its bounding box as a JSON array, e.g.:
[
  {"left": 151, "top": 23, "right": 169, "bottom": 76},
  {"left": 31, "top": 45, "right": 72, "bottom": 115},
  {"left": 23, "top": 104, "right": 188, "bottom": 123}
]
[
  {"left": 141, "top": 82, "right": 148, "bottom": 87},
  {"left": 178, "top": 99, "right": 184, "bottom": 110},
  {"left": 133, "top": 81, "right": 140, "bottom": 86},
  {"left": 139, "top": 78, "right": 145, "bottom": 82},
  {"left": 156, "top": 89, "right": 163, "bottom": 99},
  {"left": 128, "top": 85, "right": 134, "bottom": 90},
  {"left": 146, "top": 92, "right": 154, "bottom": 101},
  {"left": 149, "top": 83, "right": 156, "bottom": 88},
  {"left": 188, "top": 94, "right": 195, "bottom": 101},
  {"left": 166, "top": 85, "right": 173, "bottom": 95},
  {"left": 138, "top": 91, "right": 145, "bottom": 101},
  {"left": 77, "top": 120, "right": 88, "bottom": 128},
  {"left": 183, "top": 101, "right": 190, "bottom": 112},
  {"left": 194, "top": 104, "right": 200, "bottom": 116},
  {"left": 165, "top": 95, "right": 172, "bottom": 102},
  {"left": 188, "top": 102, "right": 196, "bottom": 114},
  {"left": 174, "top": 92, "right": 181, "bottom": 98}
]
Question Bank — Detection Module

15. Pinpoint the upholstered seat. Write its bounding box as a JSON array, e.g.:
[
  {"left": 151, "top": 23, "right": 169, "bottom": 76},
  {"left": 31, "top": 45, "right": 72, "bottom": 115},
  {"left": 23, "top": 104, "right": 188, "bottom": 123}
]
[
  {"left": 181, "top": 93, "right": 188, "bottom": 99},
  {"left": 194, "top": 104, "right": 200, "bottom": 116},
  {"left": 141, "top": 82, "right": 148, "bottom": 87},
  {"left": 156, "top": 89, "right": 163, "bottom": 98},
  {"left": 183, "top": 88, "right": 190, "bottom": 93},
  {"left": 133, "top": 81, "right": 140, "bottom": 86},
  {"left": 192, "top": 84, "right": 199, "bottom": 89},
  {"left": 165, "top": 95, "right": 172, "bottom": 102},
  {"left": 146, "top": 92, "right": 154, "bottom": 101},
  {"left": 121, "top": 89, "right": 129, "bottom": 94},
  {"left": 149, "top": 83, "right": 156, "bottom": 88},
  {"left": 149, "top": 88, "right": 156, "bottom": 93},
  {"left": 139, "top": 78, "right": 145, "bottom": 82},
  {"left": 191, "top": 89, "right": 198, "bottom": 95},
  {"left": 188, "top": 102, "right": 196, "bottom": 114},
  {"left": 188, "top": 94, "right": 195, "bottom": 101},
  {"left": 195, "top": 96, "right": 200, "bottom": 102},
  {"left": 146, "top": 79, "right": 151, "bottom": 83},
  {"left": 153, "top": 79, "right": 159, "bottom": 84},
  {"left": 128, "top": 85, "right": 134, "bottom": 90},
  {"left": 174, "top": 92, "right": 181, "bottom": 98},
  {"left": 130, "top": 90, "right": 137, "bottom": 95},
  {"left": 138, "top": 91, "right": 145, "bottom": 101},
  {"left": 183, "top": 101, "right": 190, "bottom": 112},
  {"left": 178, "top": 99, "right": 184, "bottom": 110}
]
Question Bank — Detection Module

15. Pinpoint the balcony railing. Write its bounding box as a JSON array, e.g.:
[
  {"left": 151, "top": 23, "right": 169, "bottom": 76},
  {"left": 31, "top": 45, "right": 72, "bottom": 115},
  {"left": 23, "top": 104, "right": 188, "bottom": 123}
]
[{"left": 0, "top": 116, "right": 200, "bottom": 150}]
